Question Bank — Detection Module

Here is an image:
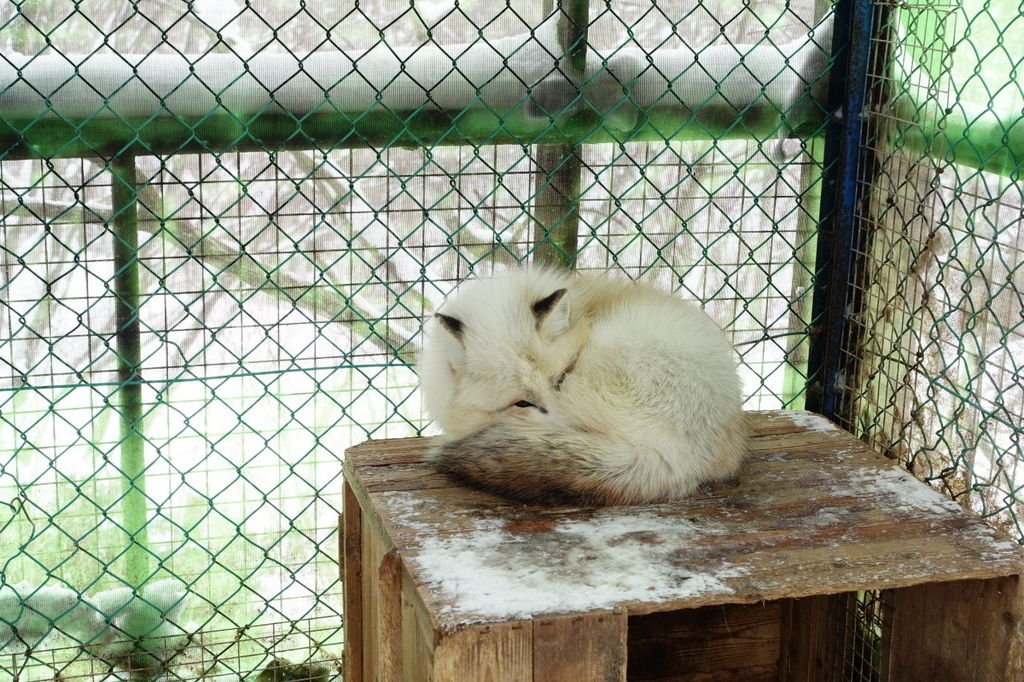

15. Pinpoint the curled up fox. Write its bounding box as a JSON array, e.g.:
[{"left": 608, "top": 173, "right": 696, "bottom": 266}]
[{"left": 417, "top": 268, "right": 748, "bottom": 505}]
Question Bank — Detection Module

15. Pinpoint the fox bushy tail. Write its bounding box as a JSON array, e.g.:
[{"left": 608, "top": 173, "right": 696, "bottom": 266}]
[{"left": 428, "top": 422, "right": 633, "bottom": 505}]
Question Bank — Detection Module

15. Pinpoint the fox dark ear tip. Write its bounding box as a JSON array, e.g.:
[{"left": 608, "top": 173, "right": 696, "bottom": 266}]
[
  {"left": 531, "top": 288, "right": 568, "bottom": 320},
  {"left": 434, "top": 312, "right": 464, "bottom": 338}
]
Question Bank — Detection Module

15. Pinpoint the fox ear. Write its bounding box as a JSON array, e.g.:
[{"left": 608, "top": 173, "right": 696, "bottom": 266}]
[
  {"left": 434, "top": 313, "right": 464, "bottom": 340},
  {"left": 532, "top": 288, "right": 569, "bottom": 336}
]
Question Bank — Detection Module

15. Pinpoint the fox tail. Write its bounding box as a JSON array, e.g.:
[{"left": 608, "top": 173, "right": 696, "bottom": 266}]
[{"left": 428, "top": 422, "right": 638, "bottom": 505}]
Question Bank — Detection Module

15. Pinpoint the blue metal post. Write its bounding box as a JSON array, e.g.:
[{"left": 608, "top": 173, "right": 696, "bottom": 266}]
[{"left": 805, "top": 0, "right": 877, "bottom": 420}]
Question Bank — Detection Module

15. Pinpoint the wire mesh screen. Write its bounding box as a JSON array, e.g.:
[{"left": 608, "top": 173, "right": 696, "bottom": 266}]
[
  {"left": 0, "top": 0, "right": 837, "bottom": 679},
  {"left": 838, "top": 590, "right": 890, "bottom": 682},
  {"left": 842, "top": 0, "right": 1024, "bottom": 549}
]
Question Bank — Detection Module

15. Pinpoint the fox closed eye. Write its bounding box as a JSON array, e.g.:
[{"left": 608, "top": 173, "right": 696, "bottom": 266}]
[{"left": 510, "top": 400, "right": 547, "bottom": 414}]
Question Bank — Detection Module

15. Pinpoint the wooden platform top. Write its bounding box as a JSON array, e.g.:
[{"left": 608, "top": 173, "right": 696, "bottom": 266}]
[{"left": 344, "top": 410, "right": 1024, "bottom": 631}]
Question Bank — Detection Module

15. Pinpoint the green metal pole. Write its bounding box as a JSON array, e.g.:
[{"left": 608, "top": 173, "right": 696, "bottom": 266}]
[
  {"left": 531, "top": 146, "right": 582, "bottom": 267},
  {"left": 531, "top": 0, "right": 590, "bottom": 268},
  {"left": 893, "top": 100, "right": 1023, "bottom": 179},
  {"left": 782, "top": 0, "right": 832, "bottom": 408},
  {"left": 889, "top": 5, "right": 1021, "bottom": 179},
  {"left": 110, "top": 154, "right": 150, "bottom": 587},
  {"left": 782, "top": 138, "right": 823, "bottom": 408}
]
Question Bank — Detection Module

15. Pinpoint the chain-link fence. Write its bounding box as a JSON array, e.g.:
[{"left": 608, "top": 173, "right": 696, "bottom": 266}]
[
  {"left": 0, "top": 2, "right": 835, "bottom": 677},
  {"left": 1, "top": 0, "right": 1019, "bottom": 680},
  {"left": 841, "top": 0, "right": 1024, "bottom": 541},
  {"left": 833, "top": 2, "right": 1023, "bottom": 678}
]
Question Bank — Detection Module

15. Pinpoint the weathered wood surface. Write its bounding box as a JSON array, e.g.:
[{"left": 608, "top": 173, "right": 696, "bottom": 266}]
[
  {"left": 886, "top": 575, "right": 1024, "bottom": 681},
  {"left": 344, "top": 410, "right": 1024, "bottom": 633},
  {"left": 401, "top": 569, "right": 435, "bottom": 682},
  {"left": 628, "top": 602, "right": 782, "bottom": 681},
  {"left": 777, "top": 593, "right": 847, "bottom": 681},
  {"left": 342, "top": 481, "right": 363, "bottom": 682},
  {"left": 354, "top": 491, "right": 395, "bottom": 682},
  {"left": 534, "top": 609, "right": 627, "bottom": 681},
  {"left": 432, "top": 621, "right": 534, "bottom": 679},
  {"left": 377, "top": 548, "right": 403, "bottom": 680}
]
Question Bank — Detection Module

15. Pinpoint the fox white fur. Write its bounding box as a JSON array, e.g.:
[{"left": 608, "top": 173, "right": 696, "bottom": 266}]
[{"left": 417, "top": 268, "right": 747, "bottom": 505}]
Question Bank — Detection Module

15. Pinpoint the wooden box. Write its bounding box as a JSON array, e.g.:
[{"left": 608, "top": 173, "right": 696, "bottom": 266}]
[{"left": 341, "top": 411, "right": 1024, "bottom": 681}]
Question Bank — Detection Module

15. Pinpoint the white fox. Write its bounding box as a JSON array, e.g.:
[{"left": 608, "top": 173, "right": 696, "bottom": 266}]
[{"left": 417, "top": 268, "right": 747, "bottom": 505}]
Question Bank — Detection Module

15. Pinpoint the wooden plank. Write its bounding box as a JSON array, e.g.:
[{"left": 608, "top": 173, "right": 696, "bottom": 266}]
[
  {"left": 345, "top": 413, "right": 1024, "bottom": 679},
  {"left": 778, "top": 593, "right": 846, "bottom": 682},
  {"left": 343, "top": 480, "right": 364, "bottom": 682},
  {"left": 378, "top": 548, "right": 403, "bottom": 681},
  {"left": 360, "top": 501, "right": 396, "bottom": 682},
  {"left": 627, "top": 602, "right": 781, "bottom": 681},
  {"left": 346, "top": 435, "right": 435, "bottom": 467},
  {"left": 358, "top": 463, "right": 466, "bottom": 494},
  {"left": 351, "top": 427, "right": 889, "bottom": 506},
  {"left": 747, "top": 410, "right": 834, "bottom": 436},
  {"left": 887, "top": 575, "right": 1024, "bottom": 681},
  {"left": 372, "top": 468, "right": 956, "bottom": 544},
  {"left": 343, "top": 411, "right": 837, "bottom": 471},
  {"left": 533, "top": 609, "right": 627, "bottom": 681},
  {"left": 402, "top": 570, "right": 435, "bottom": 682},
  {"left": 431, "top": 621, "right": 533, "bottom": 681},
  {"left": 360, "top": 511, "right": 381, "bottom": 682},
  {"left": 346, "top": 409, "right": 831, "bottom": 466}
]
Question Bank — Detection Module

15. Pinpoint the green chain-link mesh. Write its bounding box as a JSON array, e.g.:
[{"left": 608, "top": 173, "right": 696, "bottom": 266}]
[
  {"left": 843, "top": 0, "right": 1024, "bottom": 544},
  {"left": 835, "top": 3, "right": 1024, "bottom": 673},
  {"left": 1, "top": 0, "right": 1020, "bottom": 680}
]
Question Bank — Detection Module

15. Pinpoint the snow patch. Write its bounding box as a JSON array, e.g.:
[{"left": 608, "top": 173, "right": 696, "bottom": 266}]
[
  {"left": 379, "top": 491, "right": 438, "bottom": 533},
  {"left": 832, "top": 467, "right": 964, "bottom": 516},
  {"left": 786, "top": 411, "right": 839, "bottom": 432},
  {"left": 383, "top": 499, "right": 746, "bottom": 624}
]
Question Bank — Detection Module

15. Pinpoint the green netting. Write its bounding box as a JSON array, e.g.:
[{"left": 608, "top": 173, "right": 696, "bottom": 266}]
[
  {"left": 841, "top": 0, "right": 1024, "bottom": 549},
  {"left": 0, "top": 0, "right": 1018, "bottom": 680}
]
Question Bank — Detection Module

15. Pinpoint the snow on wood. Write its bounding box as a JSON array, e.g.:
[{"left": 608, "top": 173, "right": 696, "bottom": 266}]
[
  {"left": 381, "top": 497, "right": 748, "bottom": 623},
  {"left": 784, "top": 410, "right": 838, "bottom": 432}
]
